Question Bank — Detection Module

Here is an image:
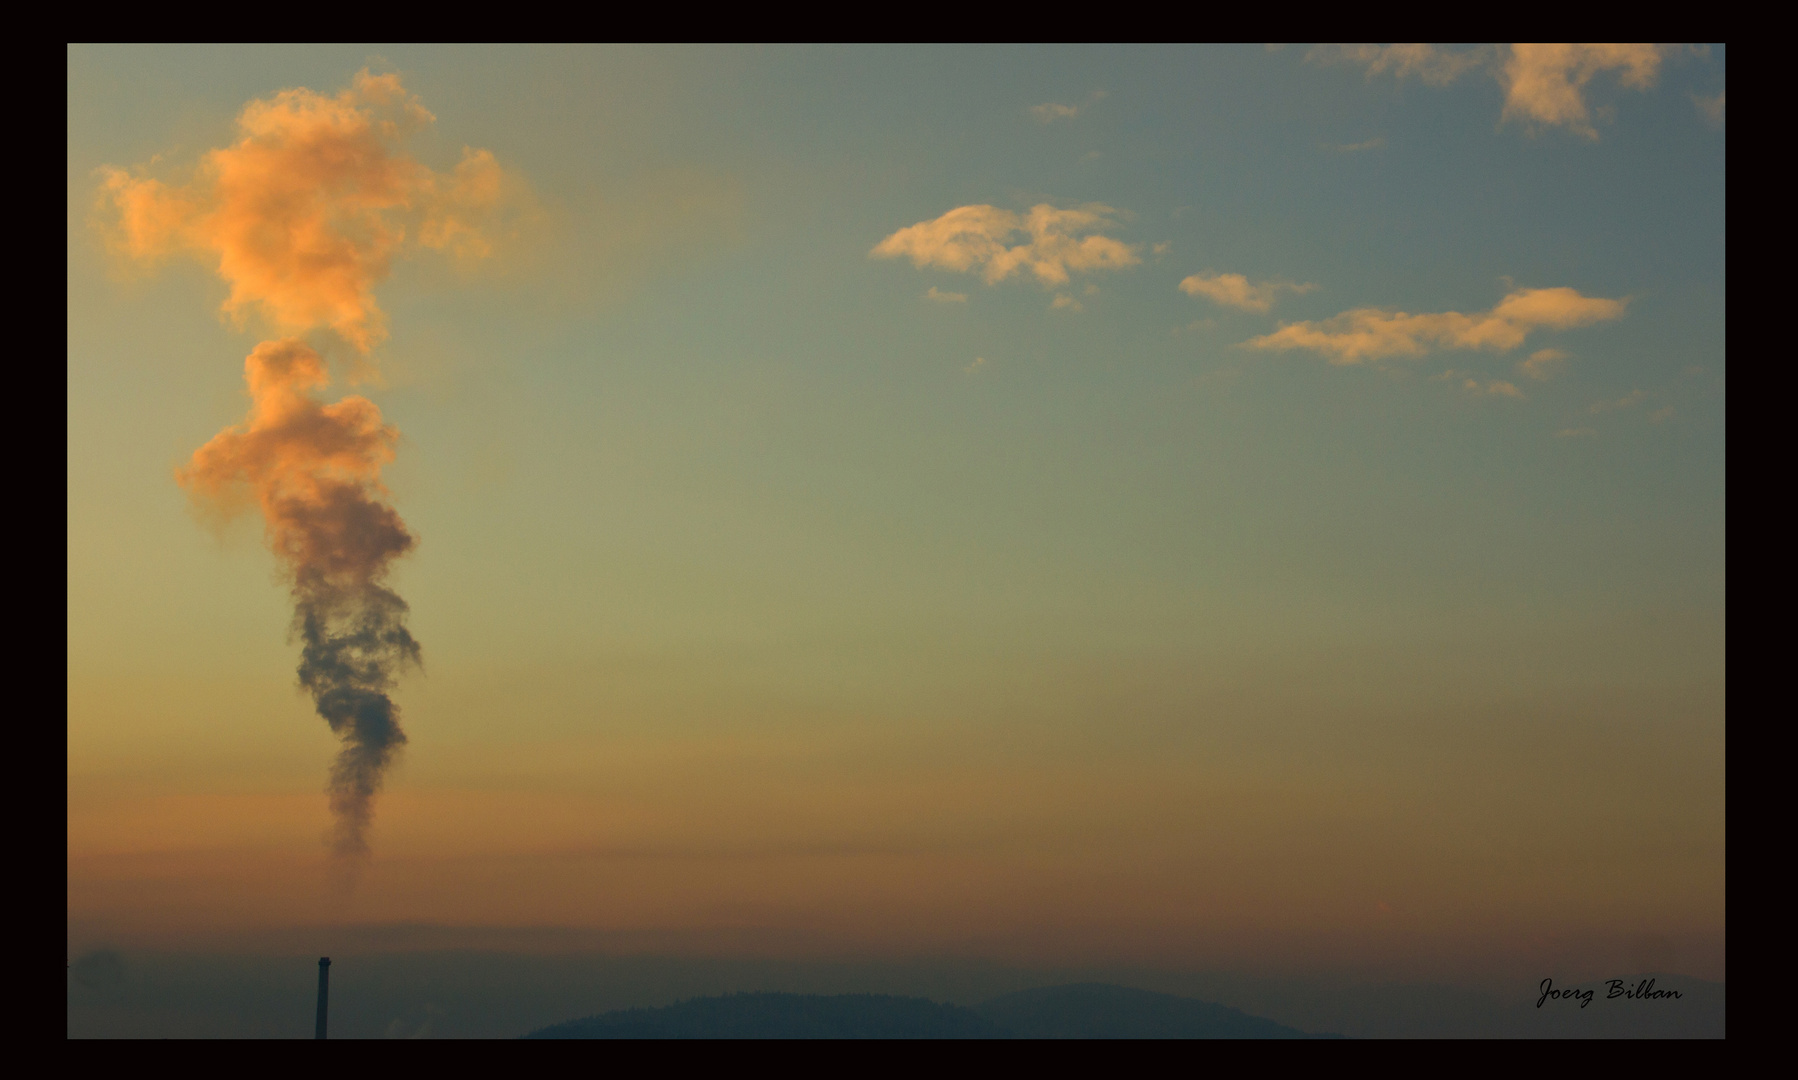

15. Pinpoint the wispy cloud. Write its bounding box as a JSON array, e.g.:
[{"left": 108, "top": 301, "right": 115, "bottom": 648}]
[
  {"left": 1180, "top": 272, "right": 1317, "bottom": 314},
  {"left": 1590, "top": 389, "right": 1648, "bottom": 413},
  {"left": 1310, "top": 43, "right": 1679, "bottom": 139},
  {"left": 1309, "top": 43, "right": 1496, "bottom": 87},
  {"left": 924, "top": 286, "right": 967, "bottom": 303},
  {"left": 1031, "top": 90, "right": 1107, "bottom": 124},
  {"left": 965, "top": 356, "right": 986, "bottom": 374},
  {"left": 1468, "top": 378, "right": 1525, "bottom": 399},
  {"left": 1694, "top": 90, "right": 1726, "bottom": 128},
  {"left": 1245, "top": 287, "right": 1626, "bottom": 364},
  {"left": 1502, "top": 43, "right": 1673, "bottom": 138},
  {"left": 1518, "top": 347, "right": 1568, "bottom": 380},
  {"left": 1435, "top": 369, "right": 1527, "bottom": 399},
  {"left": 872, "top": 203, "right": 1140, "bottom": 288},
  {"left": 1051, "top": 293, "right": 1084, "bottom": 312}
]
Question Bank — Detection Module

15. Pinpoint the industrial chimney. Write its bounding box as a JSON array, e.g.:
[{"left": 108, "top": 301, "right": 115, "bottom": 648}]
[{"left": 315, "top": 957, "right": 331, "bottom": 1039}]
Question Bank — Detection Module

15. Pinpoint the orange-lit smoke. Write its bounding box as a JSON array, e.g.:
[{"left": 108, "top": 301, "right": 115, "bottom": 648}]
[
  {"left": 101, "top": 71, "right": 510, "bottom": 856},
  {"left": 180, "top": 339, "right": 417, "bottom": 855},
  {"left": 99, "top": 69, "right": 507, "bottom": 352}
]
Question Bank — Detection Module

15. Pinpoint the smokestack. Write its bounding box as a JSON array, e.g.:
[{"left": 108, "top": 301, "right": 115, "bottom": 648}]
[{"left": 315, "top": 957, "right": 331, "bottom": 1040}]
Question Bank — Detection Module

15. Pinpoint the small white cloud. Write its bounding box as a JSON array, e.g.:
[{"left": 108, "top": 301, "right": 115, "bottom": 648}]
[
  {"left": 1051, "top": 293, "right": 1083, "bottom": 312},
  {"left": 965, "top": 356, "right": 986, "bottom": 374},
  {"left": 924, "top": 286, "right": 968, "bottom": 303},
  {"left": 1151, "top": 241, "right": 1171, "bottom": 257},
  {"left": 1650, "top": 405, "right": 1676, "bottom": 422},
  {"left": 1031, "top": 102, "right": 1081, "bottom": 123}
]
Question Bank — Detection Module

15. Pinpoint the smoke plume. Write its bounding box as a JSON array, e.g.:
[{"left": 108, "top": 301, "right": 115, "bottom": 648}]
[
  {"left": 100, "top": 71, "right": 514, "bottom": 856},
  {"left": 180, "top": 339, "right": 418, "bottom": 854}
]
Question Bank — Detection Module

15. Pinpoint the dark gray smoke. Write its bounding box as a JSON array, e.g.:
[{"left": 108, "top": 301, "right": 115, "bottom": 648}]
[{"left": 296, "top": 582, "right": 420, "bottom": 857}]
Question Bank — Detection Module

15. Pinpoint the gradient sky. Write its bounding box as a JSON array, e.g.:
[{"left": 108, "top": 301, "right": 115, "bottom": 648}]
[{"left": 67, "top": 45, "right": 1725, "bottom": 986}]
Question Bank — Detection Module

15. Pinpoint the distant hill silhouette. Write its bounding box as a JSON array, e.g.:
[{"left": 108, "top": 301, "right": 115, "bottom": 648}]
[
  {"left": 524, "top": 984, "right": 1327, "bottom": 1038},
  {"left": 525, "top": 992, "right": 1005, "bottom": 1039},
  {"left": 977, "top": 983, "right": 1323, "bottom": 1038}
]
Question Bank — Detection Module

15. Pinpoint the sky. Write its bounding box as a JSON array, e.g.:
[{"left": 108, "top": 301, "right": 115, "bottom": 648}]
[{"left": 68, "top": 44, "right": 1725, "bottom": 999}]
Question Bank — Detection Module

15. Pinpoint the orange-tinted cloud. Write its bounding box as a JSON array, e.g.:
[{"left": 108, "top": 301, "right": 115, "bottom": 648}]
[
  {"left": 1179, "top": 272, "right": 1316, "bottom": 313},
  {"left": 1501, "top": 44, "right": 1672, "bottom": 138},
  {"left": 1518, "top": 347, "right": 1569, "bottom": 380},
  {"left": 1245, "top": 287, "right": 1626, "bottom": 365},
  {"left": 872, "top": 204, "right": 1140, "bottom": 288},
  {"left": 1312, "top": 44, "right": 1679, "bottom": 139},
  {"left": 1694, "top": 90, "right": 1726, "bottom": 128},
  {"left": 98, "top": 70, "right": 515, "bottom": 352}
]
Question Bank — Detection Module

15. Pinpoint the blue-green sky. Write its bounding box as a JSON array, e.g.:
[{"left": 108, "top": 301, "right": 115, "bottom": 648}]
[{"left": 68, "top": 45, "right": 1724, "bottom": 984}]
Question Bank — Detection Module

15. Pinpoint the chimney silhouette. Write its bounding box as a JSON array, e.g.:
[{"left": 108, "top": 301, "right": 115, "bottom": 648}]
[{"left": 315, "top": 957, "right": 331, "bottom": 1039}]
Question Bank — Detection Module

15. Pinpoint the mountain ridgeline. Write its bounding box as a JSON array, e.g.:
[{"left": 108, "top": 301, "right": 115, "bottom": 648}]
[{"left": 524, "top": 983, "right": 1329, "bottom": 1039}]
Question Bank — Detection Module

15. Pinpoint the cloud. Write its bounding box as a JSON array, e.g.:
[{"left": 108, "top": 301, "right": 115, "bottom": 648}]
[
  {"left": 1518, "top": 347, "right": 1568, "bottom": 380},
  {"left": 1051, "top": 293, "right": 1084, "bottom": 312},
  {"left": 1031, "top": 89, "right": 1107, "bottom": 124},
  {"left": 1694, "top": 90, "right": 1726, "bottom": 128},
  {"left": 1501, "top": 44, "right": 1673, "bottom": 138},
  {"left": 1330, "top": 137, "right": 1387, "bottom": 153},
  {"left": 97, "top": 69, "right": 525, "bottom": 353},
  {"left": 965, "top": 356, "right": 986, "bottom": 374},
  {"left": 1180, "top": 272, "right": 1317, "bottom": 313},
  {"left": 1650, "top": 406, "right": 1676, "bottom": 422},
  {"left": 1434, "top": 369, "right": 1525, "bottom": 399},
  {"left": 1311, "top": 43, "right": 1678, "bottom": 139},
  {"left": 872, "top": 203, "right": 1140, "bottom": 288},
  {"left": 1245, "top": 287, "right": 1626, "bottom": 364},
  {"left": 1308, "top": 43, "right": 1495, "bottom": 87},
  {"left": 924, "top": 286, "right": 968, "bottom": 303},
  {"left": 1590, "top": 389, "right": 1647, "bottom": 413},
  {"left": 1467, "top": 378, "right": 1525, "bottom": 399}
]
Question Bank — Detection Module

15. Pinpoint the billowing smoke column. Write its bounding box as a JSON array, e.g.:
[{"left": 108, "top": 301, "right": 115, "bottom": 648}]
[
  {"left": 180, "top": 339, "right": 418, "bottom": 854},
  {"left": 99, "top": 70, "right": 514, "bottom": 856}
]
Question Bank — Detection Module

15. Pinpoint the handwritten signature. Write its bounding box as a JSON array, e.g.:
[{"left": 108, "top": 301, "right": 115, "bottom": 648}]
[{"left": 1537, "top": 978, "right": 1684, "bottom": 1009}]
